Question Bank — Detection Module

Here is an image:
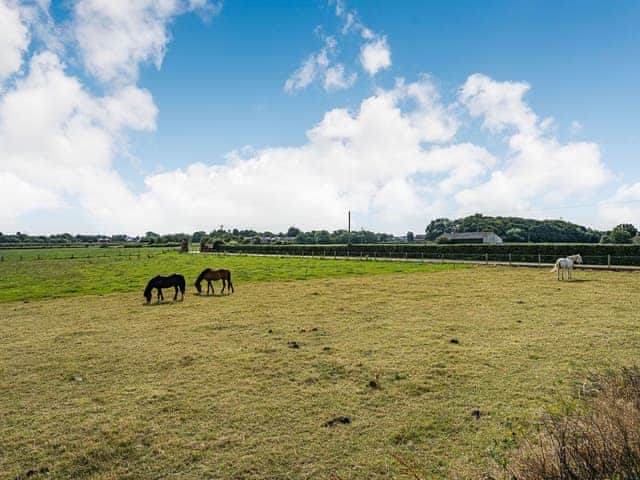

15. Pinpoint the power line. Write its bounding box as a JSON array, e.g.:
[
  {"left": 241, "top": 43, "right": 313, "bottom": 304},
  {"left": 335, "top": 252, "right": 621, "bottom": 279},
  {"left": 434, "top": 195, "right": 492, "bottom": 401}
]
[{"left": 483, "top": 198, "right": 640, "bottom": 217}]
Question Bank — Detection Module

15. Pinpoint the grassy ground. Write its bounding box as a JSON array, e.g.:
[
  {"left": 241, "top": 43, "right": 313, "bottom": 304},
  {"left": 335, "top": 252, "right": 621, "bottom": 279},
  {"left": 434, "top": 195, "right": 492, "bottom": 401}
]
[
  {"left": 0, "top": 249, "right": 456, "bottom": 303},
  {"left": 1, "top": 265, "right": 639, "bottom": 479}
]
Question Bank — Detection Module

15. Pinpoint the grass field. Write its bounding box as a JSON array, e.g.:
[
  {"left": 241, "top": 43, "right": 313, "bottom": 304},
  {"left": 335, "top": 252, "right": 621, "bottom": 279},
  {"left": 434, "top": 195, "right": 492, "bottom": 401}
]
[
  {"left": 0, "top": 249, "right": 458, "bottom": 304},
  {"left": 1, "top": 252, "right": 639, "bottom": 479}
]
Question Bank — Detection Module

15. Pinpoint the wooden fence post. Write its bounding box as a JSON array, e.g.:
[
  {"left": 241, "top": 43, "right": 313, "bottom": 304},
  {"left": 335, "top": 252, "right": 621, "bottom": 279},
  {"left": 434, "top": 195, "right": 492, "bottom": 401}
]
[
  {"left": 485, "top": 253, "right": 489, "bottom": 265},
  {"left": 509, "top": 253, "right": 512, "bottom": 266},
  {"left": 608, "top": 254, "right": 611, "bottom": 270},
  {"left": 538, "top": 253, "right": 541, "bottom": 265}
]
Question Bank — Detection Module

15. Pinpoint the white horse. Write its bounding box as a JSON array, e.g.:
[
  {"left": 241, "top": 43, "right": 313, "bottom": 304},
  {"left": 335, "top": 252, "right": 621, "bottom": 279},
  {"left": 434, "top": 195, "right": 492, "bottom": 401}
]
[{"left": 551, "top": 254, "right": 583, "bottom": 281}]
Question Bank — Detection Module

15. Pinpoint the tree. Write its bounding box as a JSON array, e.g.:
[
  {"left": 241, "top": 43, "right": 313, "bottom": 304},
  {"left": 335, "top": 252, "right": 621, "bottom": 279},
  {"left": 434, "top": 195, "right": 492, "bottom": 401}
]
[
  {"left": 406, "top": 231, "right": 414, "bottom": 242},
  {"left": 287, "top": 226, "right": 301, "bottom": 237},
  {"left": 425, "top": 218, "right": 452, "bottom": 241},
  {"left": 192, "top": 231, "right": 207, "bottom": 243},
  {"left": 608, "top": 226, "right": 633, "bottom": 244},
  {"left": 504, "top": 227, "right": 526, "bottom": 242},
  {"left": 616, "top": 224, "right": 637, "bottom": 237}
]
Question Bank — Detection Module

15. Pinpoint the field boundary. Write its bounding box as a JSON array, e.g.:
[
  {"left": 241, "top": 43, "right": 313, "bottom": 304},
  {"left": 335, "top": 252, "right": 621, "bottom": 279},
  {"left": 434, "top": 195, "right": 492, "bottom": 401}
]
[{"left": 196, "top": 250, "right": 640, "bottom": 272}]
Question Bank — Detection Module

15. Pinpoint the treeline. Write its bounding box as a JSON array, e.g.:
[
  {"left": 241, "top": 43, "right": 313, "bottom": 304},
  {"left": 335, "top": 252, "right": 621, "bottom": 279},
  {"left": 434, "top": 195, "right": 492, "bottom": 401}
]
[
  {"left": 0, "top": 231, "right": 188, "bottom": 246},
  {"left": 425, "top": 214, "right": 639, "bottom": 244},
  {"left": 196, "top": 227, "right": 394, "bottom": 247},
  {"left": 2, "top": 216, "right": 638, "bottom": 247}
]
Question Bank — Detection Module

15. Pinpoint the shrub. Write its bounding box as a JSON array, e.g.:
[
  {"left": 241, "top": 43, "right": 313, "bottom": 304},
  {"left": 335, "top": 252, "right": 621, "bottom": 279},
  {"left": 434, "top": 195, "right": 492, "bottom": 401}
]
[{"left": 500, "top": 366, "right": 640, "bottom": 480}]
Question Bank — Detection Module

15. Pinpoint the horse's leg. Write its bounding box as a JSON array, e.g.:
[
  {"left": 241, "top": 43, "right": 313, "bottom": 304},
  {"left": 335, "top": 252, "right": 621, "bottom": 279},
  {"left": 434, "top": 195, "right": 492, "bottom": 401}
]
[
  {"left": 173, "top": 285, "right": 178, "bottom": 301},
  {"left": 221, "top": 279, "right": 226, "bottom": 294}
]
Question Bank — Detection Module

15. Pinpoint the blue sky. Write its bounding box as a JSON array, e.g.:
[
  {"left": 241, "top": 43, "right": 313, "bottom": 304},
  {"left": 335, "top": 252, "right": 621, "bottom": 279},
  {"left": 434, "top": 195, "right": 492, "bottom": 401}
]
[
  {"left": 1, "top": 0, "right": 639, "bottom": 234},
  {"left": 133, "top": 1, "right": 639, "bottom": 175}
]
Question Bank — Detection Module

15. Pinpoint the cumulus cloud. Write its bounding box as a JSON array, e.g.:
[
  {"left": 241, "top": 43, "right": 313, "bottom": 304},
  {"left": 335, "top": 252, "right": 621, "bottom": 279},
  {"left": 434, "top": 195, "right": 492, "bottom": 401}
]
[
  {"left": 323, "top": 63, "right": 357, "bottom": 91},
  {"left": 456, "top": 74, "right": 610, "bottom": 217},
  {"left": 0, "top": 0, "right": 30, "bottom": 82},
  {"left": 598, "top": 183, "right": 640, "bottom": 227},
  {"left": 0, "top": 52, "right": 155, "bottom": 227},
  {"left": 73, "top": 0, "right": 220, "bottom": 83},
  {"left": 285, "top": 0, "right": 391, "bottom": 93},
  {"left": 360, "top": 36, "right": 391, "bottom": 76},
  {"left": 0, "top": 1, "right": 623, "bottom": 234},
  {"left": 124, "top": 79, "right": 490, "bottom": 233},
  {"left": 284, "top": 35, "right": 342, "bottom": 93}
]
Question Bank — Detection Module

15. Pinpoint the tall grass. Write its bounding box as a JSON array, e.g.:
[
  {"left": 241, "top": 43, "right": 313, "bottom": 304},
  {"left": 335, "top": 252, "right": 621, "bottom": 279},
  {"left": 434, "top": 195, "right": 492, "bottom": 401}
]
[{"left": 502, "top": 366, "right": 640, "bottom": 480}]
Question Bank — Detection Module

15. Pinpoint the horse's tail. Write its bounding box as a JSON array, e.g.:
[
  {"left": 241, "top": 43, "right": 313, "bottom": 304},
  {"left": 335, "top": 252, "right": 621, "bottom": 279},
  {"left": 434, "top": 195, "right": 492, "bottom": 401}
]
[{"left": 178, "top": 274, "right": 186, "bottom": 294}]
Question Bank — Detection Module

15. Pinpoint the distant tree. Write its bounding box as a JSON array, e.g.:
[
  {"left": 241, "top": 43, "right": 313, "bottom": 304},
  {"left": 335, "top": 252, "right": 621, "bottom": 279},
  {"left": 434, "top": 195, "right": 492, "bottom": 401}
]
[
  {"left": 287, "top": 226, "right": 301, "bottom": 237},
  {"left": 425, "top": 218, "right": 452, "bottom": 241},
  {"left": 616, "top": 224, "right": 638, "bottom": 237},
  {"left": 504, "top": 227, "right": 527, "bottom": 242},
  {"left": 314, "top": 230, "right": 331, "bottom": 244},
  {"left": 406, "top": 231, "right": 415, "bottom": 242},
  {"left": 608, "top": 226, "right": 633, "bottom": 244},
  {"left": 192, "top": 231, "right": 207, "bottom": 243}
]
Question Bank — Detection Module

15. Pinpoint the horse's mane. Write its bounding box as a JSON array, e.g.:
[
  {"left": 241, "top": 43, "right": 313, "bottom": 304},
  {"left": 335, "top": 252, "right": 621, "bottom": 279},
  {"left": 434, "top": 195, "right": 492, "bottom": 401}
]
[
  {"left": 143, "top": 276, "right": 157, "bottom": 297},
  {"left": 195, "top": 269, "right": 211, "bottom": 286}
]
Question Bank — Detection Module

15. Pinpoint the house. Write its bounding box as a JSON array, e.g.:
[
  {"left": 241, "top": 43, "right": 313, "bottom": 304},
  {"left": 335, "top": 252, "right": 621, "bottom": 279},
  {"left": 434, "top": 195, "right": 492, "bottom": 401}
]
[{"left": 437, "top": 231, "right": 503, "bottom": 244}]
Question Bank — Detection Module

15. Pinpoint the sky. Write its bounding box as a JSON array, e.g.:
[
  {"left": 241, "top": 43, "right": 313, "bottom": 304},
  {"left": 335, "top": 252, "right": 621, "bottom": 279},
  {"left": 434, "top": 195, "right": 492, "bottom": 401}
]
[{"left": 0, "top": 0, "right": 639, "bottom": 235}]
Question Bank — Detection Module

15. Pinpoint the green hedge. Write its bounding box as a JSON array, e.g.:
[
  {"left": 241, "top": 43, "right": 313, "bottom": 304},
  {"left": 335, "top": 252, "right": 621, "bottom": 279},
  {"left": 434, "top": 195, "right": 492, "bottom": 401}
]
[{"left": 214, "top": 243, "right": 640, "bottom": 266}]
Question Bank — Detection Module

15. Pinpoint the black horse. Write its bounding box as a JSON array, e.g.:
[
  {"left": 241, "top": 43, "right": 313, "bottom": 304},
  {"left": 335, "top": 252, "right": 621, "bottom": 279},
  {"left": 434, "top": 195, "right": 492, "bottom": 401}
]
[{"left": 143, "top": 274, "right": 186, "bottom": 304}]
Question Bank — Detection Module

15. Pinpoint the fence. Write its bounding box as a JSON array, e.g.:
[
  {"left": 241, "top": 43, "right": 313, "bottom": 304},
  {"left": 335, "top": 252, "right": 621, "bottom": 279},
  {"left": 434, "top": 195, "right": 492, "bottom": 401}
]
[
  {"left": 0, "top": 248, "right": 175, "bottom": 262},
  {"left": 202, "top": 244, "right": 640, "bottom": 269}
]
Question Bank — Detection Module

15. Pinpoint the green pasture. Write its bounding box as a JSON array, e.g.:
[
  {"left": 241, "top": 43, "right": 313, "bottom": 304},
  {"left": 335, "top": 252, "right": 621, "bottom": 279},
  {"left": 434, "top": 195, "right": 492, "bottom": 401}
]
[{"left": 0, "top": 248, "right": 457, "bottom": 303}]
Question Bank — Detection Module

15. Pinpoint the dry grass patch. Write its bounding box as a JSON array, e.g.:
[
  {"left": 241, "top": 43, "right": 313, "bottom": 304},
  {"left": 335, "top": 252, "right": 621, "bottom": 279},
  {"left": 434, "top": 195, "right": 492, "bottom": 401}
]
[
  {"left": 500, "top": 366, "right": 640, "bottom": 480},
  {"left": 1, "top": 266, "right": 639, "bottom": 479}
]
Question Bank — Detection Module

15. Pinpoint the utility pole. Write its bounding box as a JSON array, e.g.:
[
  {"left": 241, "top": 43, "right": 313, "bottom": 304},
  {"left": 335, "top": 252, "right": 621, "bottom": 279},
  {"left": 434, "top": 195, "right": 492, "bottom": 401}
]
[{"left": 348, "top": 210, "right": 352, "bottom": 247}]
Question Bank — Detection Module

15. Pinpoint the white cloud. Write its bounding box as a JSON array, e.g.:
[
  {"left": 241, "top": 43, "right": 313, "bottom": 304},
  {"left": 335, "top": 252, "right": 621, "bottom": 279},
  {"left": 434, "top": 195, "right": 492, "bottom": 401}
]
[
  {"left": 118, "top": 83, "right": 488, "bottom": 233},
  {"left": 0, "top": 0, "right": 30, "bottom": 82},
  {"left": 73, "top": 0, "right": 219, "bottom": 84},
  {"left": 360, "top": 36, "right": 391, "bottom": 76},
  {"left": 456, "top": 74, "right": 610, "bottom": 217},
  {"left": 284, "top": 35, "right": 335, "bottom": 93},
  {"left": 598, "top": 183, "right": 640, "bottom": 227},
  {"left": 286, "top": 0, "right": 391, "bottom": 93},
  {"left": 459, "top": 73, "right": 537, "bottom": 133},
  {"left": 0, "top": 52, "right": 155, "bottom": 227},
  {"left": 0, "top": 1, "right": 626, "bottom": 234},
  {"left": 323, "top": 63, "right": 357, "bottom": 91},
  {"left": 570, "top": 120, "right": 583, "bottom": 135}
]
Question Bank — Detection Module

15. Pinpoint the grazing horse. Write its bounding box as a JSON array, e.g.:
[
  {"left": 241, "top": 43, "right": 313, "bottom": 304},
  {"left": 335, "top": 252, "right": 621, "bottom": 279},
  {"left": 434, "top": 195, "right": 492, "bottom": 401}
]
[
  {"left": 143, "top": 274, "right": 186, "bottom": 304},
  {"left": 551, "top": 254, "right": 583, "bottom": 281},
  {"left": 195, "top": 268, "right": 234, "bottom": 295}
]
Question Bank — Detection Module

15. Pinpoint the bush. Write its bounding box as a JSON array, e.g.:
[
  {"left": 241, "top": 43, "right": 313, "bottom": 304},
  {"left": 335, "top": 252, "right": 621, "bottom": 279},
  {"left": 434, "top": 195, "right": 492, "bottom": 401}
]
[
  {"left": 214, "top": 243, "right": 640, "bottom": 265},
  {"left": 500, "top": 366, "right": 640, "bottom": 480}
]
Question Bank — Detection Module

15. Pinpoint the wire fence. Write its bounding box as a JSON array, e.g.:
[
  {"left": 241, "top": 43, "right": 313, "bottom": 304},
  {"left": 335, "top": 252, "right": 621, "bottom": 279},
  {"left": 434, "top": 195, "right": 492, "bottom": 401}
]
[
  {"left": 199, "top": 248, "right": 640, "bottom": 269},
  {"left": 0, "top": 249, "right": 175, "bottom": 262}
]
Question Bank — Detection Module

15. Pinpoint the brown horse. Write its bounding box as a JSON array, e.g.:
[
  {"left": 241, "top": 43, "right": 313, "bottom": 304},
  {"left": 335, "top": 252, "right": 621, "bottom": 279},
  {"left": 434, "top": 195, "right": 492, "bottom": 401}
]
[{"left": 195, "top": 268, "right": 234, "bottom": 295}]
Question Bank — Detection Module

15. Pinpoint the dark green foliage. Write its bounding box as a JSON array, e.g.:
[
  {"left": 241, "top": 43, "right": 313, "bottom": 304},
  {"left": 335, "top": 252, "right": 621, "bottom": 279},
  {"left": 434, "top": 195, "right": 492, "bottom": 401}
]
[
  {"left": 426, "top": 214, "right": 602, "bottom": 243},
  {"left": 215, "top": 242, "right": 640, "bottom": 265},
  {"left": 602, "top": 224, "right": 638, "bottom": 244}
]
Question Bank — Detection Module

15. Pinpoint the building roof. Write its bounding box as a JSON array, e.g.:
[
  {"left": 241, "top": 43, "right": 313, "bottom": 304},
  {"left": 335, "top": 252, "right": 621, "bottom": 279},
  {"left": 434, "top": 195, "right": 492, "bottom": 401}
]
[{"left": 439, "top": 231, "right": 502, "bottom": 240}]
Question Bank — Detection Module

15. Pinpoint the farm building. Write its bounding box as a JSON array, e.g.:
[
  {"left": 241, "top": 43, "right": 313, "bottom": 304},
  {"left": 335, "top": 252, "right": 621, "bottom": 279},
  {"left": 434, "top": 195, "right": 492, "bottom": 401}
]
[{"left": 437, "top": 231, "right": 503, "bottom": 244}]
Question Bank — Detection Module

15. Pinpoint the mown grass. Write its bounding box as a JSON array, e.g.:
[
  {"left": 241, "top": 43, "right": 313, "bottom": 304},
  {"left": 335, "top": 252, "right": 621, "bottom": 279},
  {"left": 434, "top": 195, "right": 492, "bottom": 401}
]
[
  {"left": 0, "top": 249, "right": 457, "bottom": 303},
  {"left": 1, "top": 265, "right": 639, "bottom": 479}
]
